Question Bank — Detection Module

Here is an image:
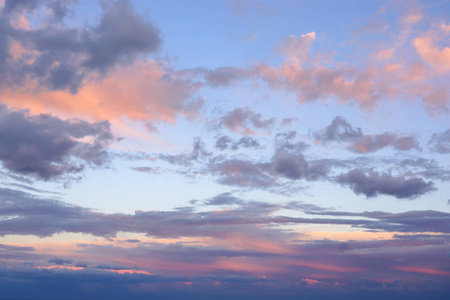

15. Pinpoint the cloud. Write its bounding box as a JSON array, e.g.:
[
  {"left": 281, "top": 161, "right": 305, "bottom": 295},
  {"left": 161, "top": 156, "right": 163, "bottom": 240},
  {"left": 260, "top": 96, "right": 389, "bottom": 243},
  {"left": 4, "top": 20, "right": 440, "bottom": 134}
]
[
  {"left": 0, "top": 243, "right": 35, "bottom": 252},
  {"left": 336, "top": 169, "right": 435, "bottom": 199},
  {"left": 212, "top": 159, "right": 275, "bottom": 188},
  {"left": 2, "top": 187, "right": 450, "bottom": 244},
  {"left": 314, "top": 116, "right": 363, "bottom": 142},
  {"left": 130, "top": 166, "right": 159, "bottom": 174},
  {"left": 315, "top": 117, "right": 419, "bottom": 153},
  {"left": 48, "top": 258, "right": 73, "bottom": 265},
  {"left": 0, "top": 0, "right": 161, "bottom": 93},
  {"left": 413, "top": 32, "right": 450, "bottom": 74},
  {"left": 203, "top": 66, "right": 253, "bottom": 87},
  {"left": 219, "top": 108, "right": 275, "bottom": 135},
  {"left": 2, "top": 0, "right": 74, "bottom": 22},
  {"left": 156, "top": 138, "right": 211, "bottom": 166},
  {"left": 95, "top": 264, "right": 139, "bottom": 271},
  {"left": 1, "top": 60, "right": 200, "bottom": 125},
  {"left": 274, "top": 131, "right": 308, "bottom": 153},
  {"left": 204, "top": 193, "right": 244, "bottom": 206},
  {"left": 428, "top": 129, "right": 450, "bottom": 154},
  {"left": 0, "top": 1, "right": 199, "bottom": 128},
  {"left": 0, "top": 104, "right": 113, "bottom": 180},
  {"left": 349, "top": 133, "right": 419, "bottom": 153},
  {"left": 215, "top": 135, "right": 260, "bottom": 150},
  {"left": 279, "top": 32, "right": 316, "bottom": 65},
  {"left": 272, "top": 150, "right": 328, "bottom": 181},
  {"left": 81, "top": 1, "right": 161, "bottom": 72},
  {"left": 2, "top": 0, "right": 41, "bottom": 15}
]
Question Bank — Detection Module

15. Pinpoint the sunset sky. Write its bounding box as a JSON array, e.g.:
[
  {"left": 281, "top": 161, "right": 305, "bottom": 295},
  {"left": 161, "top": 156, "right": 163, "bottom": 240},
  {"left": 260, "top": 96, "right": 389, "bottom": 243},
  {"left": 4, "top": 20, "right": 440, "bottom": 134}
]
[{"left": 0, "top": 0, "right": 449, "bottom": 299}]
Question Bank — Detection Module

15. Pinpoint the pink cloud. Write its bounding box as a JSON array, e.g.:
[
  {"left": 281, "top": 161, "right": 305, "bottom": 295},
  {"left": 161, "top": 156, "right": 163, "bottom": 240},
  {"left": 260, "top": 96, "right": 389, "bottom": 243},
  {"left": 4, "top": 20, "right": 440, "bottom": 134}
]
[
  {"left": 0, "top": 61, "right": 200, "bottom": 126},
  {"left": 279, "top": 32, "right": 316, "bottom": 66},
  {"left": 414, "top": 33, "right": 450, "bottom": 74},
  {"left": 392, "top": 266, "right": 450, "bottom": 276}
]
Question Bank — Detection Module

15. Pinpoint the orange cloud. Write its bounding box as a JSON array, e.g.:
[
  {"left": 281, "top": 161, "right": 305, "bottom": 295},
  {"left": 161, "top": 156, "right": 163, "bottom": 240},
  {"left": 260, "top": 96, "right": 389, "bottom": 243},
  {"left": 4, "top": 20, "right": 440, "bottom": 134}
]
[{"left": 0, "top": 61, "right": 199, "bottom": 125}]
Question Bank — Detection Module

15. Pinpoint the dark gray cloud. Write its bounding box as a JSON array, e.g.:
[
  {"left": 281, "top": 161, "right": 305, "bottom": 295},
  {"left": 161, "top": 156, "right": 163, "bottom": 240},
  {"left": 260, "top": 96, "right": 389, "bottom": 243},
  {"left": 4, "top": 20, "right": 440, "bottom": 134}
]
[
  {"left": 48, "top": 258, "right": 73, "bottom": 265},
  {"left": 0, "top": 104, "right": 113, "bottom": 180},
  {"left": 336, "top": 169, "right": 435, "bottom": 199},
  {"left": 1, "top": 0, "right": 161, "bottom": 93},
  {"left": 215, "top": 135, "right": 260, "bottom": 150},
  {"left": 210, "top": 137, "right": 325, "bottom": 191},
  {"left": 272, "top": 150, "right": 328, "bottom": 180},
  {"left": 428, "top": 129, "right": 450, "bottom": 154},
  {"left": 82, "top": 0, "right": 161, "bottom": 72},
  {"left": 220, "top": 108, "right": 275, "bottom": 135}
]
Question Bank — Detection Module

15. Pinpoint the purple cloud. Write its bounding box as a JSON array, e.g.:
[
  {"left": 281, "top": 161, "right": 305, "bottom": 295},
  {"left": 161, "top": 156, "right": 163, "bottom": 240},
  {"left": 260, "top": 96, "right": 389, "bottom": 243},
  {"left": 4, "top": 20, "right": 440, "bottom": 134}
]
[
  {"left": 0, "top": 104, "right": 113, "bottom": 180},
  {"left": 336, "top": 169, "right": 435, "bottom": 199}
]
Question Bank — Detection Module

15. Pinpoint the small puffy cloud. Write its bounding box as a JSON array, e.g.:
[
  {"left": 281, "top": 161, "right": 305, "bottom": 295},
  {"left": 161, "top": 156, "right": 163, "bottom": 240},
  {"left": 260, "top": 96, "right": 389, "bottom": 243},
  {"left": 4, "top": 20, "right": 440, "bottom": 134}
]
[
  {"left": 215, "top": 135, "right": 260, "bottom": 150},
  {"left": 349, "top": 133, "right": 419, "bottom": 153},
  {"left": 274, "top": 131, "right": 308, "bottom": 153},
  {"left": 157, "top": 138, "right": 211, "bottom": 166},
  {"left": 203, "top": 66, "right": 252, "bottom": 87},
  {"left": 213, "top": 159, "right": 275, "bottom": 188},
  {"left": 336, "top": 169, "right": 436, "bottom": 199},
  {"left": 272, "top": 150, "right": 327, "bottom": 181},
  {"left": 428, "top": 129, "right": 450, "bottom": 154},
  {"left": 315, "top": 117, "right": 419, "bottom": 153},
  {"left": 280, "top": 32, "right": 316, "bottom": 65},
  {"left": 204, "top": 193, "right": 244, "bottom": 206},
  {"left": 314, "top": 116, "right": 363, "bottom": 143},
  {"left": 220, "top": 108, "right": 275, "bottom": 135},
  {"left": 422, "top": 87, "right": 449, "bottom": 114}
]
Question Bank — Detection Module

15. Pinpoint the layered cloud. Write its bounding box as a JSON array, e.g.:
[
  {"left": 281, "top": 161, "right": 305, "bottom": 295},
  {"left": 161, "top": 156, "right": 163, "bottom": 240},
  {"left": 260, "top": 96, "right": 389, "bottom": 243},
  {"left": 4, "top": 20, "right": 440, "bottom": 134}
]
[
  {"left": 2, "top": 187, "right": 449, "bottom": 239},
  {"left": 0, "top": 186, "right": 449, "bottom": 298}
]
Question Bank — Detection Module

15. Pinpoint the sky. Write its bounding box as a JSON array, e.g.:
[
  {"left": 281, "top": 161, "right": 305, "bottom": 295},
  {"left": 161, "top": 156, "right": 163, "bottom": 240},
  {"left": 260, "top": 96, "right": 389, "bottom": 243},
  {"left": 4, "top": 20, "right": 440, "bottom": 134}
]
[{"left": 0, "top": 0, "right": 449, "bottom": 299}]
